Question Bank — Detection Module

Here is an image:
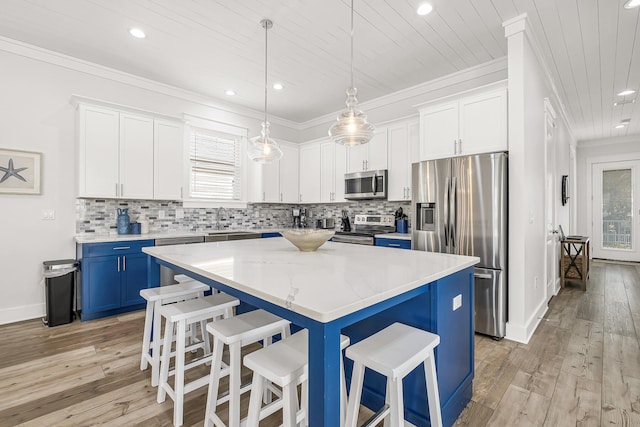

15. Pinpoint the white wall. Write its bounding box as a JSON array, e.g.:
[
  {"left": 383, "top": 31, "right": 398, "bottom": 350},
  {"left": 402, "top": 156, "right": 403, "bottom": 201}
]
[
  {"left": 504, "top": 15, "right": 575, "bottom": 343},
  {"left": 0, "top": 47, "right": 296, "bottom": 324}
]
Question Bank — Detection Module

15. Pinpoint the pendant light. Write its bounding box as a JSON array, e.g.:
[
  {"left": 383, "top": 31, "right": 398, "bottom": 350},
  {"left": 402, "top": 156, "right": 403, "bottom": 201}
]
[
  {"left": 248, "top": 19, "right": 283, "bottom": 163},
  {"left": 328, "top": 0, "right": 375, "bottom": 146}
]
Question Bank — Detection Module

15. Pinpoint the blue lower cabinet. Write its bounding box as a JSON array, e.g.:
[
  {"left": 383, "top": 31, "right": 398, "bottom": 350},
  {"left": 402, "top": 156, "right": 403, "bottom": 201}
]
[
  {"left": 375, "top": 237, "right": 411, "bottom": 249},
  {"left": 78, "top": 239, "right": 157, "bottom": 321}
]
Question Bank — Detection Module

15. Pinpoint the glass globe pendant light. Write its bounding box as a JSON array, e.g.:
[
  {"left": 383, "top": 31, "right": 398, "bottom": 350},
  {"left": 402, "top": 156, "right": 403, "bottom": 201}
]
[
  {"left": 248, "top": 19, "right": 283, "bottom": 163},
  {"left": 328, "top": 0, "right": 375, "bottom": 146}
]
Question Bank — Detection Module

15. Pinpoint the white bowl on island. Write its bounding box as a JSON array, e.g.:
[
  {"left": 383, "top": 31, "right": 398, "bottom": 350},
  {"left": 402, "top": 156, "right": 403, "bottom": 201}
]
[{"left": 280, "top": 229, "right": 335, "bottom": 252}]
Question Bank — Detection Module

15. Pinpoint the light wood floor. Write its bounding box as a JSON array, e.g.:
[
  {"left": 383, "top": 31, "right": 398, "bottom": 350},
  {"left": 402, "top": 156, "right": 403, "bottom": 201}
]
[{"left": 0, "top": 260, "right": 637, "bottom": 426}]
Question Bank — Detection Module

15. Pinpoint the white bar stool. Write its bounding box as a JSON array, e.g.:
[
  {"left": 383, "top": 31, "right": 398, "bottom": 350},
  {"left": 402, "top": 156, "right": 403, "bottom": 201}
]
[
  {"left": 157, "top": 293, "right": 240, "bottom": 427},
  {"left": 139, "top": 281, "right": 210, "bottom": 386},
  {"left": 204, "top": 310, "right": 291, "bottom": 427},
  {"left": 243, "top": 329, "right": 351, "bottom": 427},
  {"left": 344, "top": 323, "right": 442, "bottom": 427}
]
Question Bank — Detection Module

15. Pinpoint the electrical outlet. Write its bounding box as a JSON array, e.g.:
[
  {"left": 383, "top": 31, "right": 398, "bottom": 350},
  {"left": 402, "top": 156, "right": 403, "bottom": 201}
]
[
  {"left": 175, "top": 209, "right": 184, "bottom": 219},
  {"left": 453, "top": 294, "right": 462, "bottom": 311},
  {"left": 158, "top": 210, "right": 165, "bottom": 219},
  {"left": 42, "top": 209, "right": 55, "bottom": 220}
]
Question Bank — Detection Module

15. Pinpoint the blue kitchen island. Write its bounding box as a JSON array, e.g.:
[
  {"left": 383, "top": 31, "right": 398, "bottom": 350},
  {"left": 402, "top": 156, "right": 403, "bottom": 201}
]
[{"left": 144, "top": 238, "right": 478, "bottom": 427}]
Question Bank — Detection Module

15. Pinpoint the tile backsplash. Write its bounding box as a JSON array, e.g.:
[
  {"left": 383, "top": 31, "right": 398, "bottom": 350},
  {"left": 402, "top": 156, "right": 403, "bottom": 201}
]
[{"left": 75, "top": 199, "right": 411, "bottom": 234}]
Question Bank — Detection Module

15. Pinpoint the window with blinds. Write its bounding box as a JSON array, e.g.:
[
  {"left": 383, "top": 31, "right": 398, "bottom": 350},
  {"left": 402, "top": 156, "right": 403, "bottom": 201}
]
[{"left": 189, "top": 127, "right": 242, "bottom": 200}]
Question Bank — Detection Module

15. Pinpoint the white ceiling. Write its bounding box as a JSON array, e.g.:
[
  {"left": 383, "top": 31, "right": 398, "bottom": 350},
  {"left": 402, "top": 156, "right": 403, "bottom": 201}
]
[{"left": 0, "top": 0, "right": 638, "bottom": 142}]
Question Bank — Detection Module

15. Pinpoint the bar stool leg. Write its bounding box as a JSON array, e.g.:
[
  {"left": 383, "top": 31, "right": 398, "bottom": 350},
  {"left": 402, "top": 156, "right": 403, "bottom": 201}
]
[
  {"left": 389, "top": 377, "right": 404, "bottom": 427},
  {"left": 204, "top": 337, "right": 225, "bottom": 427},
  {"left": 228, "top": 342, "right": 242, "bottom": 427},
  {"left": 245, "top": 371, "right": 264, "bottom": 427},
  {"left": 174, "top": 318, "right": 187, "bottom": 427},
  {"left": 424, "top": 350, "right": 442, "bottom": 427},
  {"left": 157, "top": 317, "right": 174, "bottom": 403},
  {"left": 282, "top": 382, "right": 299, "bottom": 427},
  {"left": 345, "top": 362, "right": 365, "bottom": 427},
  {"left": 140, "top": 300, "right": 154, "bottom": 370},
  {"left": 151, "top": 299, "right": 163, "bottom": 387}
]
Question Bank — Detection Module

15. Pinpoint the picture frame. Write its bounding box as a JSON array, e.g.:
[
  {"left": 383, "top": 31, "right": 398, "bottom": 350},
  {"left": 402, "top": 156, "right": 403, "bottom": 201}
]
[{"left": 0, "top": 149, "right": 41, "bottom": 195}]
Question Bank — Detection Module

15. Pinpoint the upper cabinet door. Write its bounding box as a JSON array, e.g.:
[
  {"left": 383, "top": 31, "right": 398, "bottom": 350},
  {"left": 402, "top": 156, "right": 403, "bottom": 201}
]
[
  {"left": 334, "top": 143, "right": 347, "bottom": 202},
  {"left": 78, "top": 105, "right": 119, "bottom": 198},
  {"left": 347, "top": 143, "right": 367, "bottom": 173},
  {"left": 319, "top": 140, "right": 335, "bottom": 203},
  {"left": 367, "top": 128, "right": 388, "bottom": 171},
  {"left": 261, "top": 161, "right": 280, "bottom": 202},
  {"left": 387, "top": 123, "right": 410, "bottom": 201},
  {"left": 154, "top": 120, "right": 184, "bottom": 200},
  {"left": 119, "top": 113, "right": 154, "bottom": 199},
  {"left": 299, "top": 143, "right": 321, "bottom": 203},
  {"left": 420, "top": 102, "right": 458, "bottom": 161},
  {"left": 279, "top": 144, "right": 299, "bottom": 203},
  {"left": 458, "top": 89, "right": 507, "bottom": 155}
]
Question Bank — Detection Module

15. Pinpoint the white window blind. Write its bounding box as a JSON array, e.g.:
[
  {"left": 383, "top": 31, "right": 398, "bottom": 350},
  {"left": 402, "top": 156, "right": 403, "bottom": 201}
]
[{"left": 189, "top": 128, "right": 242, "bottom": 200}]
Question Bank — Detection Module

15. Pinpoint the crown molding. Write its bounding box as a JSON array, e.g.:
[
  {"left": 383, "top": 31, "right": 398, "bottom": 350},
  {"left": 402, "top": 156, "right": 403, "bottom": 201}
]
[
  {"left": 0, "top": 35, "right": 300, "bottom": 130},
  {"left": 578, "top": 133, "right": 640, "bottom": 147},
  {"left": 300, "top": 57, "right": 508, "bottom": 129}
]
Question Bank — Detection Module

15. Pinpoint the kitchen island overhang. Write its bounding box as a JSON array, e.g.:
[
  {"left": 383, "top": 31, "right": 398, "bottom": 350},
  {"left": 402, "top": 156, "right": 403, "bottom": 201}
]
[{"left": 144, "top": 238, "right": 479, "bottom": 427}]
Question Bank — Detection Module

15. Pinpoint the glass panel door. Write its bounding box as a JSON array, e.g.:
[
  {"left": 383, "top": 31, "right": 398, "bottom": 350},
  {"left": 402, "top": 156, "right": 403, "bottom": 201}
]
[{"left": 592, "top": 161, "right": 640, "bottom": 261}]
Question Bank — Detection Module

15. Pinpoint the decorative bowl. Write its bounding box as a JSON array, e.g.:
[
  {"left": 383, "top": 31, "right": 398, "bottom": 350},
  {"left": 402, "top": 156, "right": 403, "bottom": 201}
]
[{"left": 280, "top": 229, "right": 335, "bottom": 252}]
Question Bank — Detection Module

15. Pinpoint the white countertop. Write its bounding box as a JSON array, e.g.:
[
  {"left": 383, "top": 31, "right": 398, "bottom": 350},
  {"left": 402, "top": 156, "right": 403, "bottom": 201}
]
[
  {"left": 143, "top": 238, "right": 478, "bottom": 323},
  {"left": 375, "top": 232, "right": 411, "bottom": 240},
  {"left": 74, "top": 228, "right": 285, "bottom": 244}
]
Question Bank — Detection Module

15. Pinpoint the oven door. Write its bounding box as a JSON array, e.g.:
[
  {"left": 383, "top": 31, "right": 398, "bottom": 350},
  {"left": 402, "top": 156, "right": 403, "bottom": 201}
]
[{"left": 332, "top": 234, "right": 374, "bottom": 245}]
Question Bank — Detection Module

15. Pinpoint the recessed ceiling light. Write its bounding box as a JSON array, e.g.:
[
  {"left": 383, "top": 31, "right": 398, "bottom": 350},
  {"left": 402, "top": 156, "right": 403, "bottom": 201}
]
[
  {"left": 129, "top": 28, "right": 146, "bottom": 39},
  {"left": 225, "top": 89, "right": 236, "bottom": 96},
  {"left": 417, "top": 3, "right": 433, "bottom": 16},
  {"left": 272, "top": 83, "right": 284, "bottom": 90},
  {"left": 617, "top": 89, "right": 636, "bottom": 96},
  {"left": 624, "top": 0, "right": 640, "bottom": 9},
  {"left": 614, "top": 124, "right": 627, "bottom": 129}
]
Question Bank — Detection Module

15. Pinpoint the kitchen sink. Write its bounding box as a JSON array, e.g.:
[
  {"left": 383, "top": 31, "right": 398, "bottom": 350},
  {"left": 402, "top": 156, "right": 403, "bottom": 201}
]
[{"left": 205, "top": 231, "right": 262, "bottom": 242}]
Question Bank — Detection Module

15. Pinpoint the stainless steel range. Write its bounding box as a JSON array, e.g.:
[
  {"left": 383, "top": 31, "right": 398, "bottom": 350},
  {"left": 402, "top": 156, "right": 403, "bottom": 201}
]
[{"left": 332, "top": 214, "right": 395, "bottom": 245}]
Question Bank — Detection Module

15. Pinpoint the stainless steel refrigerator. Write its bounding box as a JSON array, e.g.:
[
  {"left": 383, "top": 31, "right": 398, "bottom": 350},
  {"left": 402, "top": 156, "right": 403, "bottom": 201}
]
[{"left": 412, "top": 152, "right": 508, "bottom": 339}]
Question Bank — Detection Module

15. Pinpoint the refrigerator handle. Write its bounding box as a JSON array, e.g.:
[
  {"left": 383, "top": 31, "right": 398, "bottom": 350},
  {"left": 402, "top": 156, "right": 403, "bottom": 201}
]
[
  {"left": 444, "top": 176, "right": 450, "bottom": 247},
  {"left": 450, "top": 176, "right": 457, "bottom": 249}
]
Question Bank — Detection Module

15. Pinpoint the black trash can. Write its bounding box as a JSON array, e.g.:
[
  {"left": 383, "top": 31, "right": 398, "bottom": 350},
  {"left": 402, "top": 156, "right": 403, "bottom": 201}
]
[{"left": 43, "top": 259, "right": 79, "bottom": 327}]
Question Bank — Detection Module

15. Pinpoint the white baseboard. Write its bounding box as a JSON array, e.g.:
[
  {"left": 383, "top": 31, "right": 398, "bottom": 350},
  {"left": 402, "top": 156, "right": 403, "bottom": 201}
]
[
  {"left": 0, "top": 303, "right": 45, "bottom": 325},
  {"left": 505, "top": 299, "right": 548, "bottom": 344}
]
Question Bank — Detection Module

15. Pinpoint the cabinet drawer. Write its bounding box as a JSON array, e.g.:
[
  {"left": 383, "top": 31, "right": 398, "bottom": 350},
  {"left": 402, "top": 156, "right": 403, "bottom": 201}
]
[
  {"left": 375, "top": 238, "right": 411, "bottom": 249},
  {"left": 82, "top": 239, "right": 154, "bottom": 257}
]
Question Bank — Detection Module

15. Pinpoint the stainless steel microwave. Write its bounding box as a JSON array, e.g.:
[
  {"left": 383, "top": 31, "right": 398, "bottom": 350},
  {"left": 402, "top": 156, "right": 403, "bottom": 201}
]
[{"left": 344, "top": 170, "right": 387, "bottom": 200}]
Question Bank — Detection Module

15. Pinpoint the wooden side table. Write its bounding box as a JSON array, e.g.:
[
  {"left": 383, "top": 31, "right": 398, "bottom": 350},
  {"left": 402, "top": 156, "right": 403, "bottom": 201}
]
[{"left": 560, "top": 237, "right": 590, "bottom": 290}]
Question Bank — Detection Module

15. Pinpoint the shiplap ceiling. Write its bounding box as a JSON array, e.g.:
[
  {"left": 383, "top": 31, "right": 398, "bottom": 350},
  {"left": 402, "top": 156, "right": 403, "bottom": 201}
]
[{"left": 0, "top": 0, "right": 638, "bottom": 142}]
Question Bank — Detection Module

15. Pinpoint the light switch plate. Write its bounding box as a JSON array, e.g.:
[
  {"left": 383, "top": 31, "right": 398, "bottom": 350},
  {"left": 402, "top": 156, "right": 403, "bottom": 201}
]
[
  {"left": 158, "top": 210, "right": 165, "bottom": 219},
  {"left": 42, "top": 209, "right": 55, "bottom": 220},
  {"left": 175, "top": 209, "right": 184, "bottom": 219},
  {"left": 453, "top": 294, "right": 462, "bottom": 311}
]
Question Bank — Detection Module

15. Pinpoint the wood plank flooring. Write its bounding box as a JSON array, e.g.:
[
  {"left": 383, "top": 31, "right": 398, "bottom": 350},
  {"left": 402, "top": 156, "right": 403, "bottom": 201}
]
[{"left": 0, "top": 260, "right": 637, "bottom": 426}]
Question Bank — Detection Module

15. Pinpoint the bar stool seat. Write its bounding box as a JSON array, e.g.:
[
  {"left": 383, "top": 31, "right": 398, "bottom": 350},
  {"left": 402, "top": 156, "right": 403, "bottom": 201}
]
[
  {"left": 204, "top": 309, "right": 291, "bottom": 427},
  {"left": 157, "top": 293, "right": 240, "bottom": 427},
  {"left": 345, "top": 323, "right": 442, "bottom": 427},
  {"left": 139, "top": 282, "right": 210, "bottom": 386},
  {"left": 243, "top": 329, "right": 351, "bottom": 427}
]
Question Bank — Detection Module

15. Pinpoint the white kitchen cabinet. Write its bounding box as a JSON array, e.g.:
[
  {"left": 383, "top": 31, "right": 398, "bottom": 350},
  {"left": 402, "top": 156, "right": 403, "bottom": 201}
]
[
  {"left": 346, "top": 128, "right": 388, "bottom": 173},
  {"left": 78, "top": 104, "right": 119, "bottom": 198},
  {"left": 279, "top": 144, "right": 299, "bottom": 203},
  {"left": 154, "top": 120, "right": 184, "bottom": 200},
  {"left": 254, "top": 142, "right": 299, "bottom": 203},
  {"left": 319, "top": 139, "right": 347, "bottom": 203},
  {"left": 387, "top": 119, "right": 419, "bottom": 201},
  {"left": 119, "top": 113, "right": 154, "bottom": 199},
  {"left": 299, "top": 143, "right": 321, "bottom": 203},
  {"left": 419, "top": 88, "right": 507, "bottom": 160},
  {"left": 78, "top": 103, "right": 185, "bottom": 200}
]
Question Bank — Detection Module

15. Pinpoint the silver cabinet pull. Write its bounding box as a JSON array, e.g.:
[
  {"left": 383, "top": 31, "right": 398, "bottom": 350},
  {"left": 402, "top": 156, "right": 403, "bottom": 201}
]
[
  {"left": 123, "top": 255, "right": 126, "bottom": 271},
  {"left": 389, "top": 243, "right": 401, "bottom": 247},
  {"left": 115, "top": 183, "right": 119, "bottom": 197},
  {"left": 121, "top": 183, "right": 124, "bottom": 196},
  {"left": 453, "top": 140, "right": 457, "bottom": 155},
  {"left": 113, "top": 246, "right": 131, "bottom": 250},
  {"left": 458, "top": 139, "right": 462, "bottom": 153},
  {"left": 280, "top": 193, "right": 283, "bottom": 202},
  {"left": 180, "top": 187, "right": 183, "bottom": 199},
  {"left": 263, "top": 191, "right": 266, "bottom": 202},
  {"left": 117, "top": 257, "right": 120, "bottom": 272}
]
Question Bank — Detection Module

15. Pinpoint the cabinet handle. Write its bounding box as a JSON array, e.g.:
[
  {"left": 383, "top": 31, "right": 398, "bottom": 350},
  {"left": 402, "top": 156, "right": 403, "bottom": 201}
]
[
  {"left": 121, "top": 183, "right": 124, "bottom": 196},
  {"left": 389, "top": 244, "right": 401, "bottom": 247},
  {"left": 115, "top": 183, "right": 119, "bottom": 197},
  {"left": 458, "top": 139, "right": 462, "bottom": 154},
  {"left": 113, "top": 246, "right": 131, "bottom": 250},
  {"left": 117, "top": 257, "right": 120, "bottom": 272},
  {"left": 280, "top": 193, "right": 283, "bottom": 202},
  {"left": 453, "top": 140, "right": 457, "bottom": 155},
  {"left": 299, "top": 194, "right": 302, "bottom": 202},
  {"left": 180, "top": 187, "right": 183, "bottom": 199},
  {"left": 123, "top": 255, "right": 126, "bottom": 271},
  {"left": 263, "top": 192, "right": 266, "bottom": 202}
]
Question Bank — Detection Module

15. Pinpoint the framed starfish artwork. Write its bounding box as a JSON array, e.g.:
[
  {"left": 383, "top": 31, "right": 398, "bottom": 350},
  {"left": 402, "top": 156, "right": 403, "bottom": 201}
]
[{"left": 0, "top": 149, "right": 41, "bottom": 194}]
